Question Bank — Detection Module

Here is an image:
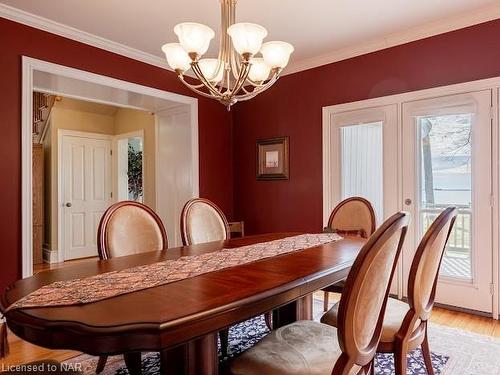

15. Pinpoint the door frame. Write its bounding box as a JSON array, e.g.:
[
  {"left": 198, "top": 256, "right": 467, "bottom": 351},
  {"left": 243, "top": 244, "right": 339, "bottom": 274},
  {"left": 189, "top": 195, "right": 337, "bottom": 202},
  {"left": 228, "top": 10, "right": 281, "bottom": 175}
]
[
  {"left": 323, "top": 76, "right": 500, "bottom": 318},
  {"left": 22, "top": 56, "right": 199, "bottom": 278},
  {"left": 58, "top": 130, "right": 114, "bottom": 263}
]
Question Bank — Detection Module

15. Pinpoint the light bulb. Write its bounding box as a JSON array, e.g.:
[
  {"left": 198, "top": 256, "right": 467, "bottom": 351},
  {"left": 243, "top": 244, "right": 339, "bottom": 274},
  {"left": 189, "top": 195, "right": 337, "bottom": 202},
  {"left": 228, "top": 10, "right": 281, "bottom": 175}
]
[
  {"left": 174, "top": 22, "right": 215, "bottom": 57},
  {"left": 227, "top": 23, "right": 267, "bottom": 56},
  {"left": 260, "top": 41, "right": 294, "bottom": 69},
  {"left": 161, "top": 43, "right": 191, "bottom": 72}
]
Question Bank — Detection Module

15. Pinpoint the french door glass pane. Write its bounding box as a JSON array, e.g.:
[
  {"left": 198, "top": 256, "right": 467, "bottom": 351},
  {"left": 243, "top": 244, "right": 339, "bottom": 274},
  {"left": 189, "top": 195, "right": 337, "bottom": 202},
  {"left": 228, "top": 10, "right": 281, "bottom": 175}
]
[
  {"left": 418, "top": 114, "right": 472, "bottom": 281},
  {"left": 340, "top": 123, "right": 383, "bottom": 222}
]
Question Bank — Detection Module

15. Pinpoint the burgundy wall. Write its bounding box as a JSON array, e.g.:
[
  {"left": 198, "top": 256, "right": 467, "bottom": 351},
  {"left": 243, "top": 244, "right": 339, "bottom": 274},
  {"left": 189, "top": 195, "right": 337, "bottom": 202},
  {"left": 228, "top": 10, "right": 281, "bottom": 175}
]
[
  {"left": 233, "top": 19, "right": 500, "bottom": 235},
  {"left": 0, "top": 18, "right": 233, "bottom": 290}
]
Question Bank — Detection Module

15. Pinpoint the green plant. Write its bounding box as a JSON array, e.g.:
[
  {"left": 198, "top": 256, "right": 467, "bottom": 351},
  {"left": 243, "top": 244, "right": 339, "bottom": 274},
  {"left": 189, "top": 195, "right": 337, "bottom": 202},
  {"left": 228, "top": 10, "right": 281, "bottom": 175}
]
[{"left": 127, "top": 143, "right": 143, "bottom": 201}]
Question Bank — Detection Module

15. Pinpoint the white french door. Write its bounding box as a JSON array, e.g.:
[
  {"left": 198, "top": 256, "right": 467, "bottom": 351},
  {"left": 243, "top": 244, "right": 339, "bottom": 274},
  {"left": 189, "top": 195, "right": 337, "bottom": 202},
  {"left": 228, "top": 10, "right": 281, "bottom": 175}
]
[
  {"left": 402, "top": 91, "right": 493, "bottom": 313},
  {"left": 61, "top": 133, "right": 113, "bottom": 260}
]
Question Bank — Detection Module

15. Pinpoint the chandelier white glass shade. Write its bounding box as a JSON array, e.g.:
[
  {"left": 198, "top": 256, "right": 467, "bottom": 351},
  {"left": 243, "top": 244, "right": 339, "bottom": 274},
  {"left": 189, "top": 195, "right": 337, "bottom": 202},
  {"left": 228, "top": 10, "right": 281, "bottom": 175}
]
[{"left": 162, "top": 0, "right": 294, "bottom": 109}]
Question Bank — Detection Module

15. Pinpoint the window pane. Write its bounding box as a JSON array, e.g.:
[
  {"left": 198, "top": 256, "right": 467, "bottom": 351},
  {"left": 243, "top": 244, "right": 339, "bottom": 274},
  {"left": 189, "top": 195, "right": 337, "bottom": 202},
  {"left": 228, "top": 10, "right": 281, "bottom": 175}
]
[
  {"left": 340, "top": 123, "right": 383, "bottom": 222},
  {"left": 418, "top": 114, "right": 472, "bottom": 280},
  {"left": 127, "top": 137, "right": 143, "bottom": 202}
]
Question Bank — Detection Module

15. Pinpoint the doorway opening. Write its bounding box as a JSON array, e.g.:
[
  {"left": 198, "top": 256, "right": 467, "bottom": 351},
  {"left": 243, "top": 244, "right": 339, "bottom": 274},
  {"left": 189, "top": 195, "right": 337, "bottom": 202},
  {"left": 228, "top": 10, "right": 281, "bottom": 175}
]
[{"left": 24, "top": 57, "right": 199, "bottom": 276}]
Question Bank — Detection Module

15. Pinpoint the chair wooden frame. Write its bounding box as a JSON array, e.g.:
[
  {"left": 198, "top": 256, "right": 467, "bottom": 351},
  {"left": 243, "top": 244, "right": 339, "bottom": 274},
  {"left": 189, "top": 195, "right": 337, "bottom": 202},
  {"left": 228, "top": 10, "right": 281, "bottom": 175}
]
[
  {"left": 97, "top": 200, "right": 168, "bottom": 260},
  {"left": 323, "top": 196, "right": 377, "bottom": 311},
  {"left": 95, "top": 200, "right": 168, "bottom": 373},
  {"left": 180, "top": 198, "right": 273, "bottom": 357},
  {"left": 377, "top": 207, "right": 457, "bottom": 375},
  {"left": 332, "top": 212, "right": 409, "bottom": 374}
]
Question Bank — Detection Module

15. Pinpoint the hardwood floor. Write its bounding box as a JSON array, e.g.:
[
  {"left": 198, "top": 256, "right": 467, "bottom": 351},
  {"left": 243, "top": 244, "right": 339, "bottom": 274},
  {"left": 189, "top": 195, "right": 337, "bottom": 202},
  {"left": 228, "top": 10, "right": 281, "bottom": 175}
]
[{"left": 1, "top": 263, "right": 499, "bottom": 367}]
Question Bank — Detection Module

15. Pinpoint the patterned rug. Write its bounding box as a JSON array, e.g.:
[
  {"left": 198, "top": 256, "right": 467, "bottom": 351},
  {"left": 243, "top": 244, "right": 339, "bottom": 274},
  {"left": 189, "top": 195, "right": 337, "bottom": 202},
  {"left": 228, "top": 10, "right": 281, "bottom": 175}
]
[
  {"left": 65, "top": 315, "right": 450, "bottom": 375},
  {"left": 63, "top": 298, "right": 500, "bottom": 375}
]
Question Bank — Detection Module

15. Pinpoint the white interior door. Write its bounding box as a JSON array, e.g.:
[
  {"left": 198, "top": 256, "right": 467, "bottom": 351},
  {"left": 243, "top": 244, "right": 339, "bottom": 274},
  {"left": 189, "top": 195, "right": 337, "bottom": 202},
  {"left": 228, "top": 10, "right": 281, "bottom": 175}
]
[
  {"left": 61, "top": 133, "right": 112, "bottom": 260},
  {"left": 402, "top": 91, "right": 493, "bottom": 313},
  {"left": 325, "top": 104, "right": 400, "bottom": 292}
]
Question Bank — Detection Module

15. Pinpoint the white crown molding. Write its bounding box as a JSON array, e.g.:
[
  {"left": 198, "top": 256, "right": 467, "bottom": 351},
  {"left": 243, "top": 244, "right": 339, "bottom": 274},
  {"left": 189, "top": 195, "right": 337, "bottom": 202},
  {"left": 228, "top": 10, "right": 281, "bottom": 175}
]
[
  {"left": 284, "top": 3, "right": 500, "bottom": 76},
  {"left": 1, "top": 2, "right": 499, "bottom": 77},
  {"left": 0, "top": 2, "right": 171, "bottom": 71}
]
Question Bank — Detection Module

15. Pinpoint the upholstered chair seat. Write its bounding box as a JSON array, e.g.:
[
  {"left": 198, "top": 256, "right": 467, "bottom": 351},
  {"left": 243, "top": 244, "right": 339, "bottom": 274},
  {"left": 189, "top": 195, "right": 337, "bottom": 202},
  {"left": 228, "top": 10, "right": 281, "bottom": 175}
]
[
  {"left": 230, "top": 320, "right": 360, "bottom": 375},
  {"left": 322, "top": 298, "right": 421, "bottom": 343}
]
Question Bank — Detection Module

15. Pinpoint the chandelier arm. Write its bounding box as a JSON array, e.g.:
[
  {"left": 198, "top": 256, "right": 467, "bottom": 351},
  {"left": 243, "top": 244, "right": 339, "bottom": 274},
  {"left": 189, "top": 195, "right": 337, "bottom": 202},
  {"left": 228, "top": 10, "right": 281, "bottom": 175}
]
[
  {"left": 191, "top": 63, "right": 224, "bottom": 97},
  {"left": 178, "top": 75, "right": 223, "bottom": 100},
  {"left": 234, "top": 71, "right": 280, "bottom": 101},
  {"left": 231, "top": 62, "right": 251, "bottom": 96}
]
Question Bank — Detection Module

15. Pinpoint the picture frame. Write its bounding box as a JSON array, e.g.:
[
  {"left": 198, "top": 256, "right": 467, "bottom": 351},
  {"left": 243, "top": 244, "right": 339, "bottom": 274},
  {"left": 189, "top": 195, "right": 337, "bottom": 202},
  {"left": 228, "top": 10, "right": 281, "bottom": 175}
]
[{"left": 256, "top": 136, "right": 289, "bottom": 180}]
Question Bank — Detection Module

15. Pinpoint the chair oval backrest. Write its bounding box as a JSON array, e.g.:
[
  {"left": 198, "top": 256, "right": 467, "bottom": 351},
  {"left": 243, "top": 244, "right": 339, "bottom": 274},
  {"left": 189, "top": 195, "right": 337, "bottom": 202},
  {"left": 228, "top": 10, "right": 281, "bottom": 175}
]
[
  {"left": 328, "top": 197, "right": 376, "bottom": 238},
  {"left": 180, "top": 198, "right": 230, "bottom": 246},
  {"left": 408, "top": 207, "right": 457, "bottom": 321},
  {"left": 336, "top": 211, "right": 409, "bottom": 368},
  {"left": 97, "top": 201, "right": 168, "bottom": 260}
]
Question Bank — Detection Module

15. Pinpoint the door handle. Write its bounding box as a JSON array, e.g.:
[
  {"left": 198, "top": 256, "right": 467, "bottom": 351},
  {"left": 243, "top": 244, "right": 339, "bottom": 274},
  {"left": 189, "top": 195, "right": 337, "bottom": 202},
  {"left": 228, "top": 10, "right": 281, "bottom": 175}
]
[
  {"left": 404, "top": 198, "right": 412, "bottom": 206},
  {"left": 65, "top": 202, "right": 72, "bottom": 207}
]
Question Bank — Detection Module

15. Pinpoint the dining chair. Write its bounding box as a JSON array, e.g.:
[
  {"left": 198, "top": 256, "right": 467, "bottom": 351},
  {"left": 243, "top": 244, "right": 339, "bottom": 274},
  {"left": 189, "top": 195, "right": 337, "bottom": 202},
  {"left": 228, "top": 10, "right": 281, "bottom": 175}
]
[
  {"left": 229, "top": 211, "right": 409, "bottom": 375},
  {"left": 180, "top": 198, "right": 272, "bottom": 357},
  {"left": 322, "top": 196, "right": 377, "bottom": 311},
  {"left": 95, "top": 200, "right": 168, "bottom": 373},
  {"left": 322, "top": 207, "right": 457, "bottom": 375}
]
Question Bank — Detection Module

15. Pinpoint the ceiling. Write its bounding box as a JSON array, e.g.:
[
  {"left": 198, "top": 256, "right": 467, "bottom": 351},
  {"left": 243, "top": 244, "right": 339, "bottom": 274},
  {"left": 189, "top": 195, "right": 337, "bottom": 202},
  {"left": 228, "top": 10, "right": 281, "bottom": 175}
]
[{"left": 2, "top": 0, "right": 499, "bottom": 74}]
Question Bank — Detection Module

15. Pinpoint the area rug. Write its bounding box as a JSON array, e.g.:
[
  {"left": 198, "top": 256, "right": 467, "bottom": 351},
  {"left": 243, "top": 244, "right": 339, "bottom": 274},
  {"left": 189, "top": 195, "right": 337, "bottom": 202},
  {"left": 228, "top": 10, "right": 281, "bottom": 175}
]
[
  {"left": 64, "top": 315, "right": 457, "bottom": 375},
  {"left": 62, "top": 299, "right": 500, "bottom": 375}
]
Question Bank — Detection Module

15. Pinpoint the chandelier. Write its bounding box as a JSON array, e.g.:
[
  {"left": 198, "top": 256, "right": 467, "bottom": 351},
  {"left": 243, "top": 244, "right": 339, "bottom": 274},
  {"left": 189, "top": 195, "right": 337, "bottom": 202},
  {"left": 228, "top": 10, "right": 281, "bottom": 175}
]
[{"left": 161, "top": 0, "right": 294, "bottom": 109}]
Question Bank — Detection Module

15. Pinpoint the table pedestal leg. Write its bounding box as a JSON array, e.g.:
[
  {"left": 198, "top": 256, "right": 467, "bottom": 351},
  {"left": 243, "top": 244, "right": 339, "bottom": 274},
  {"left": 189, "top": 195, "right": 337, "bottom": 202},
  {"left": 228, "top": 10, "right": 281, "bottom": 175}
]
[
  {"left": 272, "top": 293, "right": 313, "bottom": 328},
  {"left": 160, "top": 332, "right": 219, "bottom": 375},
  {"left": 124, "top": 352, "right": 142, "bottom": 375}
]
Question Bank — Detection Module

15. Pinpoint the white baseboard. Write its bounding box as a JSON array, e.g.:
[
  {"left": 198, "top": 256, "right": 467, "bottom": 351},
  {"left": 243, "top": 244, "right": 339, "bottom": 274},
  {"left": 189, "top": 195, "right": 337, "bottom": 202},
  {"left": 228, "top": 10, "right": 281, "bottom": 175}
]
[{"left": 43, "top": 246, "right": 59, "bottom": 264}]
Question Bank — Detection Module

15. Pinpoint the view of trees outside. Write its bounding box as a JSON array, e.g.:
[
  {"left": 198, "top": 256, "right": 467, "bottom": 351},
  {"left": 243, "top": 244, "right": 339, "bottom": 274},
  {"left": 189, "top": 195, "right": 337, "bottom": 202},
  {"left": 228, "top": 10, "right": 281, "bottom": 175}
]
[
  {"left": 127, "top": 137, "right": 143, "bottom": 202},
  {"left": 419, "top": 114, "right": 472, "bottom": 279}
]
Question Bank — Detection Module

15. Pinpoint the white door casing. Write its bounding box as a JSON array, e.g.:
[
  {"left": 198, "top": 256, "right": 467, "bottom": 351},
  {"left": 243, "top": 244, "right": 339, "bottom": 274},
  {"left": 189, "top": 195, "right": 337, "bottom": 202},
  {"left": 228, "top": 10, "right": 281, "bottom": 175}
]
[
  {"left": 60, "top": 131, "right": 112, "bottom": 260},
  {"left": 22, "top": 57, "right": 198, "bottom": 277}
]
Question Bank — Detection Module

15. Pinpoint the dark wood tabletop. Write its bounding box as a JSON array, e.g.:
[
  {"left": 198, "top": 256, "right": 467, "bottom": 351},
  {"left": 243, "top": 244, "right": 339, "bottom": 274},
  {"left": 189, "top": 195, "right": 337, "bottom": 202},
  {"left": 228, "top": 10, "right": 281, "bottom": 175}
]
[{"left": 1, "top": 233, "right": 365, "bottom": 374}]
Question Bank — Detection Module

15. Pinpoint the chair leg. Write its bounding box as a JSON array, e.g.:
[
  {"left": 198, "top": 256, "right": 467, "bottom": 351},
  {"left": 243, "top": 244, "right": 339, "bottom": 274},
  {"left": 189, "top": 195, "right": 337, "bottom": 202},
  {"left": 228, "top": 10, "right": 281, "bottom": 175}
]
[
  {"left": 264, "top": 312, "right": 273, "bottom": 330},
  {"left": 219, "top": 328, "right": 229, "bottom": 358},
  {"left": 95, "top": 355, "right": 107, "bottom": 374},
  {"left": 421, "top": 327, "right": 435, "bottom": 375},
  {"left": 323, "top": 291, "right": 329, "bottom": 312},
  {"left": 394, "top": 343, "right": 408, "bottom": 375}
]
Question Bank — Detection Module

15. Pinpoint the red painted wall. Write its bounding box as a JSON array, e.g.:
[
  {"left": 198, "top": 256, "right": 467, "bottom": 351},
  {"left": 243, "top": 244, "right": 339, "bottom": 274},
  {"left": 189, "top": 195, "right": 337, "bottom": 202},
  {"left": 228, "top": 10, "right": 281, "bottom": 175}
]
[
  {"left": 0, "top": 18, "right": 233, "bottom": 290},
  {"left": 233, "top": 19, "right": 500, "bottom": 235}
]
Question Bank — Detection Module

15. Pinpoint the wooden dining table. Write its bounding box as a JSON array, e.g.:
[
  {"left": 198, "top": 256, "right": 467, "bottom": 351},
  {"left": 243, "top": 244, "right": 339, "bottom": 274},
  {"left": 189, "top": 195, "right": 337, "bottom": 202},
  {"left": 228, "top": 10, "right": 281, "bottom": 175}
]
[{"left": 1, "top": 233, "right": 365, "bottom": 375}]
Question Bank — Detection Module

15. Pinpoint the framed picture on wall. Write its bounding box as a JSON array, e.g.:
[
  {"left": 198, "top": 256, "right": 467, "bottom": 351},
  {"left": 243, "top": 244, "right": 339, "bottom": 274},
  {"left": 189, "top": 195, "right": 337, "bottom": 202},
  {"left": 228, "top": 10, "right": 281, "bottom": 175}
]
[{"left": 256, "top": 136, "right": 289, "bottom": 180}]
